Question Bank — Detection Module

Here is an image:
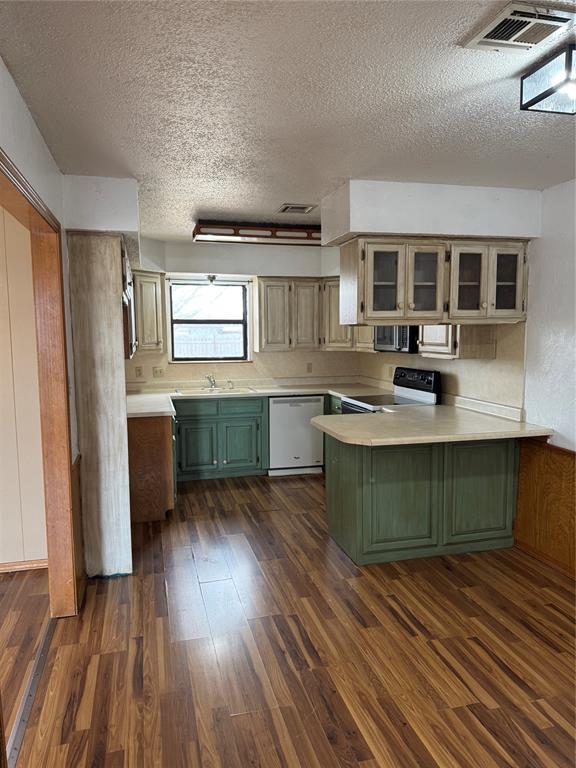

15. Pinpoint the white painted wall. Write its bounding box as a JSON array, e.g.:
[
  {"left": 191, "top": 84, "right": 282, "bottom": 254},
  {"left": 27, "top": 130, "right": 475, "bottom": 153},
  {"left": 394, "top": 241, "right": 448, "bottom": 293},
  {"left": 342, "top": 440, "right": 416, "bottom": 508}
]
[
  {"left": 63, "top": 175, "right": 139, "bottom": 233},
  {"left": 165, "top": 241, "right": 325, "bottom": 276},
  {"left": 0, "top": 56, "right": 63, "bottom": 220},
  {"left": 524, "top": 179, "right": 576, "bottom": 451},
  {"left": 322, "top": 179, "right": 542, "bottom": 244},
  {"left": 140, "top": 236, "right": 166, "bottom": 270}
]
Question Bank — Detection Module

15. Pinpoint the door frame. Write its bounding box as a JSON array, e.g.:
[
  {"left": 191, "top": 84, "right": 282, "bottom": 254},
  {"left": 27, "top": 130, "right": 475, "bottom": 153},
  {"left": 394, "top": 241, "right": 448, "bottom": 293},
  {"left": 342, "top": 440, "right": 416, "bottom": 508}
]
[{"left": 0, "top": 147, "right": 83, "bottom": 619}]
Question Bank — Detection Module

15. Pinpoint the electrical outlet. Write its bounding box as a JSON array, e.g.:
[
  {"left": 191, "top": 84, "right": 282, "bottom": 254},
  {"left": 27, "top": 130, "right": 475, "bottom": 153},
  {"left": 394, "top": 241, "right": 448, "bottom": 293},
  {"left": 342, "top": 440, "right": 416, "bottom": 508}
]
[
  {"left": 306, "top": 362, "right": 313, "bottom": 373},
  {"left": 152, "top": 366, "right": 164, "bottom": 379},
  {"left": 134, "top": 366, "right": 143, "bottom": 379}
]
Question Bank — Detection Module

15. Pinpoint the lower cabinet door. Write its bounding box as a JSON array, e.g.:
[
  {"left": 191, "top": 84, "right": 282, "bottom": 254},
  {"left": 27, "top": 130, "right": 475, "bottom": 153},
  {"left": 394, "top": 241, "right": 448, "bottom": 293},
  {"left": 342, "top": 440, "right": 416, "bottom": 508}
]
[
  {"left": 219, "top": 419, "right": 260, "bottom": 471},
  {"left": 363, "top": 444, "right": 441, "bottom": 554},
  {"left": 442, "top": 440, "right": 517, "bottom": 544},
  {"left": 179, "top": 420, "right": 219, "bottom": 473}
]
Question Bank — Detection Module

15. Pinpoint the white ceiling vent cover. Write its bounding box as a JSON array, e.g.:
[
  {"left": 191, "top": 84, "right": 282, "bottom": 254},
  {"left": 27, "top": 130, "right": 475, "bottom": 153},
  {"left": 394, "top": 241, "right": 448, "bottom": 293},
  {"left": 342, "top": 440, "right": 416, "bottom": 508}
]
[
  {"left": 466, "top": 3, "right": 574, "bottom": 52},
  {"left": 276, "top": 203, "right": 316, "bottom": 214}
]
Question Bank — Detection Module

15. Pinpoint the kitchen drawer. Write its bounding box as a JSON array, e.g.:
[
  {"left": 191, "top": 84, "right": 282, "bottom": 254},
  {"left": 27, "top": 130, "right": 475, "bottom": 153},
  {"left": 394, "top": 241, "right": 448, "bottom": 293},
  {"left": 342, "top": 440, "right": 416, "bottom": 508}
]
[
  {"left": 219, "top": 397, "right": 265, "bottom": 416},
  {"left": 173, "top": 399, "right": 219, "bottom": 417}
]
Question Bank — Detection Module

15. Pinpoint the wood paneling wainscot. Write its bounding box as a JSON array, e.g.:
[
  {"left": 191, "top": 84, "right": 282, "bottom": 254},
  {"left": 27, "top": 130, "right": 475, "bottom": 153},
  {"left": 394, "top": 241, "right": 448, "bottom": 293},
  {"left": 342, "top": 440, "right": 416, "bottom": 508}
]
[
  {"left": 515, "top": 438, "right": 575, "bottom": 575},
  {"left": 127, "top": 416, "right": 174, "bottom": 522}
]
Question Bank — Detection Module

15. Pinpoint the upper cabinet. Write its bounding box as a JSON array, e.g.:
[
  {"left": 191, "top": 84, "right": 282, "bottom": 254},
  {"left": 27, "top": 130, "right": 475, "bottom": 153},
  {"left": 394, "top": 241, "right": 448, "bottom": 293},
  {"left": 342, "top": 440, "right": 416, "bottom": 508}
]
[
  {"left": 364, "top": 243, "right": 406, "bottom": 320},
  {"left": 341, "top": 237, "right": 527, "bottom": 326},
  {"left": 134, "top": 270, "right": 165, "bottom": 351},
  {"left": 449, "top": 243, "right": 525, "bottom": 321},
  {"left": 256, "top": 279, "right": 291, "bottom": 351},
  {"left": 323, "top": 279, "right": 352, "bottom": 350},
  {"left": 255, "top": 278, "right": 321, "bottom": 352},
  {"left": 292, "top": 280, "right": 321, "bottom": 349}
]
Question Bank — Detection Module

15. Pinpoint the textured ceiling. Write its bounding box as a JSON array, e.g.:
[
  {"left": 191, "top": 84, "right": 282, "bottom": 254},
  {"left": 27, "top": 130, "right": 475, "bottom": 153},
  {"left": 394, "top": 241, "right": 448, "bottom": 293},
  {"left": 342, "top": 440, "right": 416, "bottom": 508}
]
[{"left": 0, "top": 0, "right": 574, "bottom": 239}]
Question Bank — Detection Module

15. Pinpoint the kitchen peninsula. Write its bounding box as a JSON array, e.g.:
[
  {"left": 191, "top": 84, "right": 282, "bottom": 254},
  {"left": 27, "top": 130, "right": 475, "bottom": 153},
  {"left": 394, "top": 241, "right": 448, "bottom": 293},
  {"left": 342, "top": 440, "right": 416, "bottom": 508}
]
[{"left": 312, "top": 406, "right": 552, "bottom": 565}]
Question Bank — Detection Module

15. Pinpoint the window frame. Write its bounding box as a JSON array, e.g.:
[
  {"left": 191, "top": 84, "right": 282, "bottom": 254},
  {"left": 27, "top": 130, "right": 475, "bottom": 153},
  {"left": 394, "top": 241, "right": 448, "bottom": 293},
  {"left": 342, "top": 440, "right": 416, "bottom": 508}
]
[{"left": 169, "top": 280, "right": 249, "bottom": 362}]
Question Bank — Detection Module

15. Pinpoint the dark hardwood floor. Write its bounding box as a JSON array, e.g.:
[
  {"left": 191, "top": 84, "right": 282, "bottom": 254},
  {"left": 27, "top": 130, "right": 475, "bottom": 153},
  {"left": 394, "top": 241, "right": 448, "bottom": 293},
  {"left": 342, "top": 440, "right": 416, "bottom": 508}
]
[
  {"left": 16, "top": 475, "right": 575, "bottom": 767},
  {"left": 0, "top": 568, "right": 50, "bottom": 742}
]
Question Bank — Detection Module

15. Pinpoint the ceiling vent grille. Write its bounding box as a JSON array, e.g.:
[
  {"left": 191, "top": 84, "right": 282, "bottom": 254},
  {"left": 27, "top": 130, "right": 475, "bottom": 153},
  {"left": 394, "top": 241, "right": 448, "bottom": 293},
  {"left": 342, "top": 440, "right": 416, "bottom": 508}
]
[
  {"left": 466, "top": 3, "right": 574, "bottom": 51},
  {"left": 276, "top": 203, "right": 317, "bottom": 215}
]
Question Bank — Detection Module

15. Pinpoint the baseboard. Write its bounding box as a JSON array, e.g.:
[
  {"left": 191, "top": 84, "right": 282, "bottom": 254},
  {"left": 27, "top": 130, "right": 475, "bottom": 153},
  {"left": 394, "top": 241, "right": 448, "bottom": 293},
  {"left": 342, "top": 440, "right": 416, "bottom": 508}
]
[
  {"left": 268, "top": 467, "right": 323, "bottom": 477},
  {"left": 0, "top": 559, "right": 48, "bottom": 574}
]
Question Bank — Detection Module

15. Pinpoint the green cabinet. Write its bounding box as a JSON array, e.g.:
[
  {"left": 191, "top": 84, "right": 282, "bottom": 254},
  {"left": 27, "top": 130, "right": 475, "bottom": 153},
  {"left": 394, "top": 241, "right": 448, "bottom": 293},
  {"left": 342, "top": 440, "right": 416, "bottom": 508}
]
[
  {"left": 174, "top": 397, "right": 269, "bottom": 481},
  {"left": 442, "top": 440, "right": 517, "bottom": 545},
  {"left": 326, "top": 395, "right": 342, "bottom": 414},
  {"left": 325, "top": 436, "right": 518, "bottom": 565},
  {"left": 363, "top": 445, "right": 441, "bottom": 554},
  {"left": 219, "top": 419, "right": 260, "bottom": 471},
  {"left": 179, "top": 420, "right": 219, "bottom": 473}
]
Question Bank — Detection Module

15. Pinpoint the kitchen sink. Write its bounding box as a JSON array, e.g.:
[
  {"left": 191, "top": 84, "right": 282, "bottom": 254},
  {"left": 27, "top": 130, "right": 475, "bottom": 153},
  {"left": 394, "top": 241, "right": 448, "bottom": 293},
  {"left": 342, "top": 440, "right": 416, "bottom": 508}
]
[{"left": 172, "top": 387, "right": 256, "bottom": 395}]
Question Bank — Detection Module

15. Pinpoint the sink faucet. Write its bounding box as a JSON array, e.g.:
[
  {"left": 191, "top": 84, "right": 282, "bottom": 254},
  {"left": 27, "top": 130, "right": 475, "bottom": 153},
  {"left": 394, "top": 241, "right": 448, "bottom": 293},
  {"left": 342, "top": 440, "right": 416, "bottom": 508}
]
[{"left": 205, "top": 374, "right": 216, "bottom": 389}]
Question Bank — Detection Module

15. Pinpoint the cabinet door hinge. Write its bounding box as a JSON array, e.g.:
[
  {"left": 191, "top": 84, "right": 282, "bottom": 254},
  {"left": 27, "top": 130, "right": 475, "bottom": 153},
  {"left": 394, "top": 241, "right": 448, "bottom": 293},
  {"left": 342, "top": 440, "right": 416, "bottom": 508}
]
[
  {"left": 289, "top": 284, "right": 292, "bottom": 292},
  {"left": 445, "top": 250, "right": 451, "bottom": 262},
  {"left": 256, "top": 422, "right": 260, "bottom": 431},
  {"left": 318, "top": 337, "right": 321, "bottom": 345},
  {"left": 289, "top": 337, "right": 292, "bottom": 346},
  {"left": 360, "top": 301, "right": 365, "bottom": 314},
  {"left": 361, "top": 248, "right": 366, "bottom": 261},
  {"left": 522, "top": 299, "right": 525, "bottom": 312},
  {"left": 319, "top": 284, "right": 322, "bottom": 293},
  {"left": 453, "top": 339, "right": 459, "bottom": 350},
  {"left": 444, "top": 301, "right": 449, "bottom": 312},
  {"left": 257, "top": 455, "right": 260, "bottom": 464}
]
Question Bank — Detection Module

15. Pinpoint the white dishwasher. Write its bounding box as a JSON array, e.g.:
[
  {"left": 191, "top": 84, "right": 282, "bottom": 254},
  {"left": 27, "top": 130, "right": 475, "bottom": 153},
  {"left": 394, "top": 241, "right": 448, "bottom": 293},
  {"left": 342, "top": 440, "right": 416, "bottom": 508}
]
[{"left": 269, "top": 395, "right": 324, "bottom": 476}]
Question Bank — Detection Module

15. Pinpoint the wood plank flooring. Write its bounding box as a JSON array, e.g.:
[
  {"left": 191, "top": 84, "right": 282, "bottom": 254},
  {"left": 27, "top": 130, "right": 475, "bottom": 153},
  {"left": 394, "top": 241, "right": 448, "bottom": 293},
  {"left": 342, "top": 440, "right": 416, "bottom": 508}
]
[
  {"left": 16, "top": 475, "right": 575, "bottom": 767},
  {"left": 0, "top": 568, "right": 50, "bottom": 742}
]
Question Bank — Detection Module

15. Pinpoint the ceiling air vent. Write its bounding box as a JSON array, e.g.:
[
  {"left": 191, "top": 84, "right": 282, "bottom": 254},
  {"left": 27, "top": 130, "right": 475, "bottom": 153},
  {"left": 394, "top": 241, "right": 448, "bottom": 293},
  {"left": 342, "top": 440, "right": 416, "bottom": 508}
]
[
  {"left": 466, "top": 3, "right": 574, "bottom": 52},
  {"left": 276, "top": 203, "right": 317, "bottom": 215}
]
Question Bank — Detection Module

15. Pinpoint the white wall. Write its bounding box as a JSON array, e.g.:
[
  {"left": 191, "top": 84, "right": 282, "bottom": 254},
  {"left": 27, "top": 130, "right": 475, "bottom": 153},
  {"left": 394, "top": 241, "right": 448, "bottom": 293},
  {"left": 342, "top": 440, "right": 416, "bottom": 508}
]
[
  {"left": 0, "top": 56, "right": 63, "bottom": 220},
  {"left": 63, "top": 175, "right": 139, "bottom": 233},
  {"left": 140, "top": 236, "right": 166, "bottom": 270},
  {"left": 322, "top": 179, "right": 542, "bottom": 245},
  {"left": 524, "top": 179, "right": 576, "bottom": 451},
  {"left": 165, "top": 241, "right": 324, "bottom": 276}
]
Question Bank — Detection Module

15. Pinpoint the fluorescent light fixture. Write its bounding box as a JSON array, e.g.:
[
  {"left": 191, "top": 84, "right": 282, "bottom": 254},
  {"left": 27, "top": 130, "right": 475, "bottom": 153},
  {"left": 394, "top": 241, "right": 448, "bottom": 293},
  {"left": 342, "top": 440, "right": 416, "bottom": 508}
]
[
  {"left": 521, "top": 43, "right": 576, "bottom": 114},
  {"left": 192, "top": 221, "right": 321, "bottom": 245}
]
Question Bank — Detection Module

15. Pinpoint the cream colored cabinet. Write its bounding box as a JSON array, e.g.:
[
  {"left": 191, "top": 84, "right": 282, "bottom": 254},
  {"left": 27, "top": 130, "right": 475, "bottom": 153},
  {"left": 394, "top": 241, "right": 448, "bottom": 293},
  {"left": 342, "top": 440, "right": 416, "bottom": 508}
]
[
  {"left": 405, "top": 245, "right": 445, "bottom": 321},
  {"left": 256, "top": 279, "right": 291, "bottom": 351},
  {"left": 364, "top": 243, "right": 406, "bottom": 321},
  {"left": 292, "top": 280, "right": 321, "bottom": 349},
  {"left": 322, "top": 279, "right": 352, "bottom": 350},
  {"left": 352, "top": 325, "right": 375, "bottom": 352},
  {"left": 487, "top": 246, "right": 525, "bottom": 319},
  {"left": 341, "top": 237, "right": 527, "bottom": 326},
  {"left": 134, "top": 270, "right": 164, "bottom": 351},
  {"left": 255, "top": 278, "right": 320, "bottom": 352},
  {"left": 418, "top": 324, "right": 496, "bottom": 360},
  {"left": 449, "top": 243, "right": 526, "bottom": 321}
]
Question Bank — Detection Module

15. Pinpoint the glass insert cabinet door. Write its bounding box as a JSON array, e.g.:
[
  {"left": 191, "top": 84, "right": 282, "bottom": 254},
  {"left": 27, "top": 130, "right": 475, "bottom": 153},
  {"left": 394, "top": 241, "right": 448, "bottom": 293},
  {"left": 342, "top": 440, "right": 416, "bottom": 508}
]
[
  {"left": 405, "top": 245, "right": 445, "bottom": 319},
  {"left": 487, "top": 247, "right": 525, "bottom": 317},
  {"left": 449, "top": 244, "right": 489, "bottom": 319},
  {"left": 364, "top": 243, "right": 406, "bottom": 320}
]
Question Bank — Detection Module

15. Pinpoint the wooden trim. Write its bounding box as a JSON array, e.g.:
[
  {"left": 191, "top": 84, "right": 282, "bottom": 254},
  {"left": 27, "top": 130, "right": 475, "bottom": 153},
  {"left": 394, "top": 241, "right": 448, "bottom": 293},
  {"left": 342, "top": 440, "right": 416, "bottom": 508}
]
[
  {"left": 30, "top": 216, "right": 79, "bottom": 617},
  {"left": 515, "top": 437, "right": 575, "bottom": 577},
  {"left": 0, "top": 147, "right": 59, "bottom": 232},
  {"left": 71, "top": 456, "right": 86, "bottom": 609},
  {"left": 0, "top": 690, "right": 6, "bottom": 768},
  {"left": 0, "top": 559, "right": 48, "bottom": 574}
]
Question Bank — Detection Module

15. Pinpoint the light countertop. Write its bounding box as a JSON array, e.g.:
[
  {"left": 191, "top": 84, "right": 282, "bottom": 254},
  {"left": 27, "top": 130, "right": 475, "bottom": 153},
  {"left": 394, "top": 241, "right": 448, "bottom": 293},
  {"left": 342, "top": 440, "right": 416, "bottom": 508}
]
[
  {"left": 126, "top": 382, "right": 391, "bottom": 418},
  {"left": 311, "top": 405, "right": 552, "bottom": 447}
]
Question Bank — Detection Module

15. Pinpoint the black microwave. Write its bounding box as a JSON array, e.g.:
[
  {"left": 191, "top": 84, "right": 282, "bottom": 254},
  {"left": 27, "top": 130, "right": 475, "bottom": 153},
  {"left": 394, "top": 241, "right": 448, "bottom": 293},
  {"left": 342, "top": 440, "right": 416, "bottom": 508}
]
[{"left": 374, "top": 325, "right": 419, "bottom": 353}]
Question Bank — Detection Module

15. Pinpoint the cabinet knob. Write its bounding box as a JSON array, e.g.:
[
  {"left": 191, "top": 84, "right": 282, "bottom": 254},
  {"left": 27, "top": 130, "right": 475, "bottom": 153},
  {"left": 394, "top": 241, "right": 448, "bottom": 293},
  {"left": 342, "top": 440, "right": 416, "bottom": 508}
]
[
  {"left": 397, "top": 302, "right": 404, "bottom": 310},
  {"left": 481, "top": 301, "right": 487, "bottom": 309},
  {"left": 223, "top": 460, "right": 228, "bottom": 465},
  {"left": 213, "top": 460, "right": 218, "bottom": 465},
  {"left": 409, "top": 302, "right": 415, "bottom": 310}
]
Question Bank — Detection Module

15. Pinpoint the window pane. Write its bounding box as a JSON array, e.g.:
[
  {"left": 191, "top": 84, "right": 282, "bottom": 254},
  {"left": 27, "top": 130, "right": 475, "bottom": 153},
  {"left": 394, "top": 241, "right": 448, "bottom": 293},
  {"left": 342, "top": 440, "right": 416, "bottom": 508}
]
[
  {"left": 173, "top": 323, "right": 245, "bottom": 359},
  {"left": 172, "top": 284, "right": 244, "bottom": 320}
]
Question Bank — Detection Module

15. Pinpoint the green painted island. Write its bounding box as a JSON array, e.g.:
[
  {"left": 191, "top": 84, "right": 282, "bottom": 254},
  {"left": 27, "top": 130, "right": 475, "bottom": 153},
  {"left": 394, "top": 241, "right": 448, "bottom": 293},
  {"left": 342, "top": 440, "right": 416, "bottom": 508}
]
[{"left": 312, "top": 406, "right": 552, "bottom": 565}]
